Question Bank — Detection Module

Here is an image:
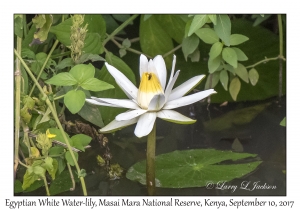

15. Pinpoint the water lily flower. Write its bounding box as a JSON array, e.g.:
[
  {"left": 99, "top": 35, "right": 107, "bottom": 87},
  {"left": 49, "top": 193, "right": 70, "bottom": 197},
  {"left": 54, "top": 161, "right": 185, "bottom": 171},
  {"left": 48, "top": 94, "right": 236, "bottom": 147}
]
[{"left": 86, "top": 54, "right": 216, "bottom": 138}]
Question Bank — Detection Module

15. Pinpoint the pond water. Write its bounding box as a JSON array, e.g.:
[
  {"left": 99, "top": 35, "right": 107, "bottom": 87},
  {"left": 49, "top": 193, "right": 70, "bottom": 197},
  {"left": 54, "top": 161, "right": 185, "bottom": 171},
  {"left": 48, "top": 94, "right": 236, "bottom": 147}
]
[{"left": 18, "top": 96, "right": 286, "bottom": 196}]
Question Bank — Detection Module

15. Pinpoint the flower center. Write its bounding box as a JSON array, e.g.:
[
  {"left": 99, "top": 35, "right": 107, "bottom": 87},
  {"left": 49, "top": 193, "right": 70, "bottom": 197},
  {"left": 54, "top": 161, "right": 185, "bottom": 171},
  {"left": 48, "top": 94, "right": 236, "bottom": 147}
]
[{"left": 138, "top": 72, "right": 164, "bottom": 109}]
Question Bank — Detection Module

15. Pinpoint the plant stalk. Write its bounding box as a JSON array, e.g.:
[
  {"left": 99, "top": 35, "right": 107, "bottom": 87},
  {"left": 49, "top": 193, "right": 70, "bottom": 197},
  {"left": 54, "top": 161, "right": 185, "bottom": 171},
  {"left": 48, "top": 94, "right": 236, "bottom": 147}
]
[
  {"left": 277, "top": 14, "right": 284, "bottom": 98},
  {"left": 14, "top": 49, "right": 87, "bottom": 196},
  {"left": 146, "top": 122, "right": 156, "bottom": 195},
  {"left": 43, "top": 176, "right": 50, "bottom": 196}
]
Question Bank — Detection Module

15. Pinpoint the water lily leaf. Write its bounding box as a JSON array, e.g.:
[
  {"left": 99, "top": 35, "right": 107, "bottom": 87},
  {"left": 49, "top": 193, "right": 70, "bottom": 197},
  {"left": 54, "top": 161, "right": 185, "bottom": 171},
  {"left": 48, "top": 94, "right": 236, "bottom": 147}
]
[
  {"left": 126, "top": 149, "right": 262, "bottom": 188},
  {"left": 139, "top": 15, "right": 173, "bottom": 67},
  {"left": 204, "top": 102, "right": 271, "bottom": 132},
  {"left": 182, "top": 34, "right": 199, "bottom": 61},
  {"left": 64, "top": 89, "right": 86, "bottom": 114},
  {"left": 214, "top": 15, "right": 231, "bottom": 46},
  {"left": 229, "top": 77, "right": 241, "bottom": 101}
]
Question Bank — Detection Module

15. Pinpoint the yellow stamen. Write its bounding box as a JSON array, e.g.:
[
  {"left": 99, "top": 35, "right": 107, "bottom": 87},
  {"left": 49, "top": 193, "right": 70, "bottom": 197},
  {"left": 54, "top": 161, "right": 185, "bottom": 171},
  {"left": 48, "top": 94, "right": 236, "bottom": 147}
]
[{"left": 138, "top": 72, "right": 164, "bottom": 109}]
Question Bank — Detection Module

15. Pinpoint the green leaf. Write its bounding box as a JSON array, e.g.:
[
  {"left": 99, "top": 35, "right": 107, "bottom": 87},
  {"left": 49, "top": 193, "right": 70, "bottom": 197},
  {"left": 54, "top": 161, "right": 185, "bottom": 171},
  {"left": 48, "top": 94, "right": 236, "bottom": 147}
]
[
  {"left": 49, "top": 146, "right": 65, "bottom": 156},
  {"left": 195, "top": 28, "right": 219, "bottom": 44},
  {"left": 31, "top": 15, "right": 53, "bottom": 44},
  {"left": 49, "top": 170, "right": 79, "bottom": 195},
  {"left": 209, "top": 42, "right": 223, "bottom": 59},
  {"left": 69, "top": 63, "right": 95, "bottom": 84},
  {"left": 56, "top": 58, "right": 74, "bottom": 70},
  {"left": 222, "top": 47, "right": 238, "bottom": 68},
  {"left": 71, "top": 134, "right": 92, "bottom": 152},
  {"left": 21, "top": 48, "right": 36, "bottom": 59},
  {"left": 95, "top": 52, "right": 136, "bottom": 125},
  {"left": 80, "top": 78, "right": 114, "bottom": 91},
  {"left": 220, "top": 70, "right": 229, "bottom": 91},
  {"left": 65, "top": 151, "right": 78, "bottom": 166},
  {"left": 144, "top": 15, "right": 152, "bottom": 21},
  {"left": 78, "top": 102, "right": 104, "bottom": 127},
  {"left": 249, "top": 68, "right": 259, "bottom": 86},
  {"left": 48, "top": 128, "right": 72, "bottom": 145},
  {"left": 45, "top": 72, "right": 77, "bottom": 86},
  {"left": 188, "top": 15, "right": 208, "bottom": 36},
  {"left": 229, "top": 77, "right": 241, "bottom": 101},
  {"left": 234, "top": 63, "right": 249, "bottom": 83},
  {"left": 43, "top": 157, "right": 58, "bottom": 180},
  {"left": 156, "top": 15, "right": 185, "bottom": 44},
  {"left": 140, "top": 15, "right": 174, "bottom": 67},
  {"left": 230, "top": 34, "right": 249, "bottom": 46},
  {"left": 182, "top": 34, "right": 199, "bottom": 61},
  {"left": 205, "top": 72, "right": 220, "bottom": 89},
  {"left": 14, "top": 16, "right": 23, "bottom": 38},
  {"left": 77, "top": 53, "right": 105, "bottom": 64},
  {"left": 22, "top": 168, "right": 41, "bottom": 190},
  {"left": 208, "top": 55, "right": 222, "bottom": 73},
  {"left": 64, "top": 90, "right": 86, "bottom": 114},
  {"left": 232, "top": 47, "right": 248, "bottom": 61},
  {"left": 208, "top": 15, "right": 217, "bottom": 25},
  {"left": 126, "top": 149, "right": 261, "bottom": 188},
  {"left": 214, "top": 15, "right": 231, "bottom": 46},
  {"left": 280, "top": 117, "right": 286, "bottom": 127}
]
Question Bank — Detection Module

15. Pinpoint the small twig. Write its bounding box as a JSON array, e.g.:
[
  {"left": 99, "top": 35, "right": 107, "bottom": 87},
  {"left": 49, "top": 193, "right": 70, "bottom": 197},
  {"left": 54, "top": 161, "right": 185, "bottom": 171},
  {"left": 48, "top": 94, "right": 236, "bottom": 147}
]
[
  {"left": 67, "top": 163, "right": 76, "bottom": 191},
  {"left": 163, "top": 44, "right": 182, "bottom": 58},
  {"left": 245, "top": 56, "right": 285, "bottom": 69},
  {"left": 114, "top": 36, "right": 140, "bottom": 43}
]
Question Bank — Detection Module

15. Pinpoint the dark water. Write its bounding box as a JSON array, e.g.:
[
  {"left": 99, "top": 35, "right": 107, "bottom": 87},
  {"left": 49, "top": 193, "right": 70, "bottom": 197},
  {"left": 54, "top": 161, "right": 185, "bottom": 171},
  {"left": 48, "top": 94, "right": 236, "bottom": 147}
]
[{"left": 18, "top": 96, "right": 286, "bottom": 196}]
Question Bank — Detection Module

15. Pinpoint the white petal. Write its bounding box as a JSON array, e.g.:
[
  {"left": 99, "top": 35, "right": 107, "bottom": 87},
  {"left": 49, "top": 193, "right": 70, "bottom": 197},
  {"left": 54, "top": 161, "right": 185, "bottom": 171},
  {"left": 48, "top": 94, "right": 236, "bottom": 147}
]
[
  {"left": 139, "top": 54, "right": 148, "bottom": 78},
  {"left": 91, "top": 97, "right": 140, "bottom": 109},
  {"left": 147, "top": 94, "right": 165, "bottom": 111},
  {"left": 166, "top": 55, "right": 176, "bottom": 88},
  {"left": 168, "top": 75, "right": 206, "bottom": 101},
  {"left": 116, "top": 109, "right": 147, "bottom": 121},
  {"left": 153, "top": 55, "right": 167, "bottom": 90},
  {"left": 105, "top": 63, "right": 138, "bottom": 100},
  {"left": 85, "top": 98, "right": 121, "bottom": 107},
  {"left": 163, "top": 89, "right": 217, "bottom": 109},
  {"left": 164, "top": 70, "right": 180, "bottom": 101},
  {"left": 134, "top": 112, "right": 157, "bottom": 138},
  {"left": 100, "top": 118, "right": 138, "bottom": 133},
  {"left": 157, "top": 110, "right": 196, "bottom": 124}
]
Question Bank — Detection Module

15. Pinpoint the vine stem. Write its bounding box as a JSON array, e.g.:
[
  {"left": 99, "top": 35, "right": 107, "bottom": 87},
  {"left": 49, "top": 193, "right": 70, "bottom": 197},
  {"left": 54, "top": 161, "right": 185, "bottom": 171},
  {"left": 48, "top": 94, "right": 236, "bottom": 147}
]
[
  {"left": 146, "top": 122, "right": 156, "bottom": 195},
  {"left": 245, "top": 56, "right": 284, "bottom": 69},
  {"left": 102, "top": 14, "right": 139, "bottom": 46},
  {"left": 14, "top": 49, "right": 87, "bottom": 196},
  {"left": 29, "top": 39, "right": 59, "bottom": 96}
]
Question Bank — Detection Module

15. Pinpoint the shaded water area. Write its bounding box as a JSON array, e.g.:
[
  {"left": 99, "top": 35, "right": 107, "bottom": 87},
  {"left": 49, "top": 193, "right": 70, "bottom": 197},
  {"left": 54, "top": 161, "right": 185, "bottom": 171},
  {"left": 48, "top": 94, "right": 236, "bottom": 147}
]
[{"left": 20, "top": 96, "right": 286, "bottom": 196}]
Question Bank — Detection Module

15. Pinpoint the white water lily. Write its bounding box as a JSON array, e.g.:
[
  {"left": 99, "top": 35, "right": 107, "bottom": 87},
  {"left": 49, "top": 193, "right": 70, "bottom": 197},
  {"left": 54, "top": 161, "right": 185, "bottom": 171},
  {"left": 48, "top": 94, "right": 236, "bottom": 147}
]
[{"left": 86, "top": 54, "right": 216, "bottom": 138}]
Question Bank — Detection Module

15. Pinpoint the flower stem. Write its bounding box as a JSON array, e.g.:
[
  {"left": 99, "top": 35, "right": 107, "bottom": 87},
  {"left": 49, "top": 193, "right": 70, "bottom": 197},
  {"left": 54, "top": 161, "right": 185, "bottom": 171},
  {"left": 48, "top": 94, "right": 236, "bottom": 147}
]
[{"left": 146, "top": 122, "right": 156, "bottom": 195}]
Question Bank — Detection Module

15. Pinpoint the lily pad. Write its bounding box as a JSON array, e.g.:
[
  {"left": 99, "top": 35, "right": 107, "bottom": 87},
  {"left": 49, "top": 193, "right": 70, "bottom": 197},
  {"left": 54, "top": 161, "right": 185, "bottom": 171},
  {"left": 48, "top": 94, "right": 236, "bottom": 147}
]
[{"left": 126, "top": 149, "right": 261, "bottom": 188}]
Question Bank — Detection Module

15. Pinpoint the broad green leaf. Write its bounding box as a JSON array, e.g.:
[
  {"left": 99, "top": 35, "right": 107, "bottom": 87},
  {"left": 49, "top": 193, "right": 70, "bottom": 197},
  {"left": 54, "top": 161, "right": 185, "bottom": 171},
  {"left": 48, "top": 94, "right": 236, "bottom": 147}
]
[
  {"left": 234, "top": 63, "right": 249, "bottom": 83},
  {"left": 22, "top": 168, "right": 41, "bottom": 190},
  {"left": 224, "top": 64, "right": 235, "bottom": 75},
  {"left": 14, "top": 180, "right": 23, "bottom": 193},
  {"left": 14, "top": 16, "right": 23, "bottom": 38},
  {"left": 205, "top": 72, "right": 220, "bottom": 89},
  {"left": 21, "top": 48, "right": 36, "bottom": 59},
  {"left": 188, "top": 15, "right": 208, "bottom": 36},
  {"left": 65, "top": 151, "right": 78, "bottom": 166},
  {"left": 222, "top": 47, "right": 238, "bottom": 68},
  {"left": 195, "top": 28, "right": 219, "bottom": 44},
  {"left": 208, "top": 55, "right": 222, "bottom": 73},
  {"left": 220, "top": 70, "right": 229, "bottom": 91},
  {"left": 209, "top": 42, "right": 223, "bottom": 59},
  {"left": 182, "top": 34, "right": 199, "bottom": 61},
  {"left": 49, "top": 170, "right": 79, "bottom": 195},
  {"left": 204, "top": 102, "right": 271, "bottom": 132},
  {"left": 78, "top": 101, "right": 104, "bottom": 127},
  {"left": 214, "top": 15, "right": 231, "bottom": 46},
  {"left": 45, "top": 72, "right": 77, "bottom": 86},
  {"left": 77, "top": 53, "right": 106, "bottom": 64},
  {"left": 49, "top": 146, "right": 65, "bottom": 156},
  {"left": 126, "top": 149, "right": 262, "bottom": 188},
  {"left": 71, "top": 134, "right": 92, "bottom": 152},
  {"left": 208, "top": 15, "right": 217, "bottom": 25},
  {"left": 42, "top": 157, "right": 57, "bottom": 180},
  {"left": 80, "top": 78, "right": 114, "bottom": 92},
  {"left": 31, "top": 15, "right": 53, "bottom": 44},
  {"left": 49, "top": 18, "right": 72, "bottom": 45},
  {"left": 69, "top": 63, "right": 95, "bottom": 84},
  {"left": 230, "top": 34, "right": 249, "bottom": 46},
  {"left": 102, "top": 14, "right": 126, "bottom": 35},
  {"left": 30, "top": 52, "right": 55, "bottom": 79},
  {"left": 64, "top": 90, "right": 86, "bottom": 114},
  {"left": 83, "top": 33, "right": 104, "bottom": 55},
  {"left": 140, "top": 15, "right": 174, "bottom": 67},
  {"left": 249, "top": 68, "right": 259, "bottom": 86},
  {"left": 184, "top": 18, "right": 192, "bottom": 38},
  {"left": 156, "top": 15, "right": 185, "bottom": 44},
  {"left": 232, "top": 47, "right": 248, "bottom": 61},
  {"left": 95, "top": 52, "right": 136, "bottom": 125},
  {"left": 229, "top": 77, "right": 241, "bottom": 101},
  {"left": 56, "top": 58, "right": 74, "bottom": 70}
]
